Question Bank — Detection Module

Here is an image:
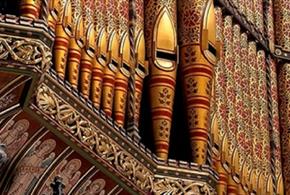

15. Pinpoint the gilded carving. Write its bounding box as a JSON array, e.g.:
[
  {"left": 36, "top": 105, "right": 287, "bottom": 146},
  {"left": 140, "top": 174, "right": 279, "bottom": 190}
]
[
  {"left": 151, "top": 178, "right": 214, "bottom": 195},
  {"left": 0, "top": 36, "right": 52, "bottom": 71}
]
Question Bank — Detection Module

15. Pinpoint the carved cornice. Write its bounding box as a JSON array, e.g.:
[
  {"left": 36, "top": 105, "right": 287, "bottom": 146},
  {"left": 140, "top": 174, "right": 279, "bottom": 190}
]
[{"left": 28, "top": 72, "right": 217, "bottom": 194}]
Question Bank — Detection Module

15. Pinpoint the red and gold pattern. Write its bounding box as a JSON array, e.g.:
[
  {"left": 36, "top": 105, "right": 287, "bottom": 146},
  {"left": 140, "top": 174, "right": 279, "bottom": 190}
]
[
  {"left": 279, "top": 63, "right": 290, "bottom": 194},
  {"left": 274, "top": 0, "right": 290, "bottom": 193},
  {"left": 240, "top": 33, "right": 253, "bottom": 190},
  {"left": 91, "top": 0, "right": 107, "bottom": 108},
  {"left": 214, "top": 7, "right": 230, "bottom": 166},
  {"left": 134, "top": 0, "right": 147, "bottom": 127},
  {"left": 248, "top": 42, "right": 262, "bottom": 192},
  {"left": 20, "top": 0, "right": 41, "bottom": 19},
  {"left": 53, "top": 0, "right": 72, "bottom": 79},
  {"left": 67, "top": 0, "right": 84, "bottom": 89},
  {"left": 253, "top": 0, "right": 264, "bottom": 33},
  {"left": 246, "top": 0, "right": 254, "bottom": 25},
  {"left": 223, "top": 16, "right": 241, "bottom": 173},
  {"left": 266, "top": 0, "right": 275, "bottom": 48},
  {"left": 145, "top": 0, "right": 177, "bottom": 160},
  {"left": 113, "top": 0, "right": 131, "bottom": 127},
  {"left": 179, "top": 0, "right": 218, "bottom": 164},
  {"left": 101, "top": 0, "right": 119, "bottom": 116},
  {"left": 274, "top": 0, "right": 290, "bottom": 51},
  {"left": 79, "top": 0, "right": 95, "bottom": 99}
]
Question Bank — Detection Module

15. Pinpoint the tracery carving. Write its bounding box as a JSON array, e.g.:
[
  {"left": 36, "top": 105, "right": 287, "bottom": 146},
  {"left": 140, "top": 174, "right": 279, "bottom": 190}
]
[
  {"left": 36, "top": 84, "right": 215, "bottom": 194},
  {"left": 0, "top": 36, "right": 52, "bottom": 71}
]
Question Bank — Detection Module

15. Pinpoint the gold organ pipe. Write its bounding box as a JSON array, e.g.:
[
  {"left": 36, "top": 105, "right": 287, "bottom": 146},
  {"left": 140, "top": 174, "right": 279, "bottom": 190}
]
[
  {"left": 144, "top": 0, "right": 178, "bottom": 160},
  {"left": 179, "top": 0, "right": 218, "bottom": 164},
  {"left": 91, "top": 0, "right": 107, "bottom": 108},
  {"left": 113, "top": 0, "right": 132, "bottom": 127},
  {"left": 20, "top": 0, "right": 41, "bottom": 19},
  {"left": 67, "top": 0, "right": 84, "bottom": 89},
  {"left": 79, "top": 0, "right": 95, "bottom": 99},
  {"left": 101, "top": 0, "right": 120, "bottom": 116},
  {"left": 53, "top": 0, "right": 72, "bottom": 79}
]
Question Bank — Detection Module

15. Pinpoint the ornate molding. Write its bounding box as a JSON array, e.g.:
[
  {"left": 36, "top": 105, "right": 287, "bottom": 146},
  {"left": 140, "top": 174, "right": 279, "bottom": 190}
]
[
  {"left": 35, "top": 83, "right": 216, "bottom": 194},
  {"left": 0, "top": 36, "right": 52, "bottom": 71},
  {"left": 151, "top": 178, "right": 215, "bottom": 195}
]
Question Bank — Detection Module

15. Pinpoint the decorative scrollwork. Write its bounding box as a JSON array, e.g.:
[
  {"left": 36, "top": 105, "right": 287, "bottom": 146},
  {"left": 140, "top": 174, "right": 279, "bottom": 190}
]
[
  {"left": 36, "top": 85, "right": 215, "bottom": 194},
  {"left": 151, "top": 178, "right": 215, "bottom": 195},
  {"left": 0, "top": 36, "right": 52, "bottom": 71}
]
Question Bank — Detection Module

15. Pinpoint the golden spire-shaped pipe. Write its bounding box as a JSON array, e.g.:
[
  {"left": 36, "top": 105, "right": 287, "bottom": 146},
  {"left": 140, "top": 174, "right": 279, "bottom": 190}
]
[
  {"left": 133, "top": 0, "right": 148, "bottom": 127},
  {"left": 79, "top": 0, "right": 95, "bottom": 98},
  {"left": 67, "top": 0, "right": 84, "bottom": 89},
  {"left": 20, "top": 0, "right": 41, "bottom": 19},
  {"left": 112, "top": 0, "right": 132, "bottom": 127},
  {"left": 101, "top": 0, "right": 120, "bottom": 116},
  {"left": 178, "top": 0, "right": 218, "bottom": 164},
  {"left": 91, "top": 0, "right": 107, "bottom": 108},
  {"left": 53, "top": 0, "right": 72, "bottom": 79},
  {"left": 145, "top": 0, "right": 178, "bottom": 160}
]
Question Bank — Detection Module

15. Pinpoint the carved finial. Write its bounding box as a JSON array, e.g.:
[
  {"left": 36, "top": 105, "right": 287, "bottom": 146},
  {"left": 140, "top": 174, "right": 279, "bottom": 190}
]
[{"left": 50, "top": 176, "right": 65, "bottom": 195}]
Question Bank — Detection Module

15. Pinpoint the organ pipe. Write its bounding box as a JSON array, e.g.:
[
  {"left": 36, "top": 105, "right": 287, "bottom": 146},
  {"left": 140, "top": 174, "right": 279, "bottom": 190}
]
[
  {"left": 179, "top": 0, "right": 218, "bottom": 164},
  {"left": 67, "top": 0, "right": 84, "bottom": 89},
  {"left": 144, "top": 0, "right": 178, "bottom": 160},
  {"left": 79, "top": 0, "right": 95, "bottom": 99}
]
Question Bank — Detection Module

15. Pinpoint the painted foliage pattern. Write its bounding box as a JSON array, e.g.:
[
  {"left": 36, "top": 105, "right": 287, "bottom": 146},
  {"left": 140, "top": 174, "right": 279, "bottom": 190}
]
[
  {"left": 274, "top": 0, "right": 290, "bottom": 51},
  {"left": 280, "top": 63, "right": 290, "bottom": 193}
]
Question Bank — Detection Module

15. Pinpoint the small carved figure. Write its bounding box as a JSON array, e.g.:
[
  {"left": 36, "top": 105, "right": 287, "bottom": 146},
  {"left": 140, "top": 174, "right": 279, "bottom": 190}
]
[
  {"left": 0, "top": 119, "right": 29, "bottom": 158},
  {"left": 8, "top": 139, "right": 56, "bottom": 195}
]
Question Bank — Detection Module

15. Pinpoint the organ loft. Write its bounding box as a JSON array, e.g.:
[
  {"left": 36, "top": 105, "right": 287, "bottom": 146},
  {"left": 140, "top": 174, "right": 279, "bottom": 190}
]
[{"left": 0, "top": 0, "right": 289, "bottom": 194}]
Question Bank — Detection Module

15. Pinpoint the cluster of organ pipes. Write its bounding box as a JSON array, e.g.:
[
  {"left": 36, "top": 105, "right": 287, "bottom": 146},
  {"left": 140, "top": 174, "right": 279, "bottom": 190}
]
[
  {"left": 20, "top": 0, "right": 219, "bottom": 164},
  {"left": 18, "top": 1, "right": 286, "bottom": 194},
  {"left": 212, "top": 6, "right": 283, "bottom": 195}
]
